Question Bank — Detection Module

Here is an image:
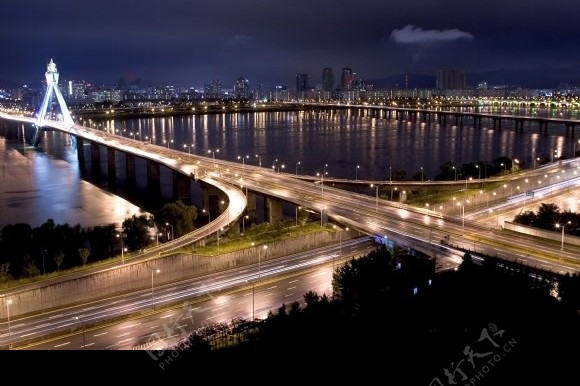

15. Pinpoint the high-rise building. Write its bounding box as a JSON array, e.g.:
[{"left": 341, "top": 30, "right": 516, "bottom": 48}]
[
  {"left": 341, "top": 67, "right": 354, "bottom": 91},
  {"left": 296, "top": 73, "right": 310, "bottom": 91},
  {"left": 203, "top": 79, "right": 222, "bottom": 99},
  {"left": 436, "top": 70, "right": 466, "bottom": 90},
  {"left": 322, "top": 68, "right": 334, "bottom": 91},
  {"left": 234, "top": 77, "right": 250, "bottom": 99}
]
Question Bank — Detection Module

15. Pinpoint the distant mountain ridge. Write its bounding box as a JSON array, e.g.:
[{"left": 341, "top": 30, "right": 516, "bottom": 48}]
[{"left": 368, "top": 67, "right": 580, "bottom": 90}]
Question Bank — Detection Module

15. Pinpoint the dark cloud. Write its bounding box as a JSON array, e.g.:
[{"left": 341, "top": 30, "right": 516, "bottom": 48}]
[
  {"left": 0, "top": 0, "right": 579, "bottom": 88},
  {"left": 390, "top": 25, "right": 474, "bottom": 44}
]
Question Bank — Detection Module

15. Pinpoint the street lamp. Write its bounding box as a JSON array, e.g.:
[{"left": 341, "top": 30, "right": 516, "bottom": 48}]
[
  {"left": 316, "top": 170, "right": 328, "bottom": 199},
  {"left": 242, "top": 215, "right": 249, "bottom": 235},
  {"left": 116, "top": 233, "right": 126, "bottom": 265},
  {"left": 165, "top": 222, "right": 174, "bottom": 240},
  {"left": 555, "top": 221, "right": 571, "bottom": 251},
  {"left": 420, "top": 166, "right": 424, "bottom": 183},
  {"left": 333, "top": 225, "right": 349, "bottom": 271},
  {"left": 355, "top": 165, "right": 360, "bottom": 181},
  {"left": 475, "top": 164, "right": 481, "bottom": 180},
  {"left": 237, "top": 155, "right": 249, "bottom": 168},
  {"left": 74, "top": 316, "right": 86, "bottom": 349},
  {"left": 255, "top": 244, "right": 267, "bottom": 282},
  {"left": 6, "top": 299, "right": 12, "bottom": 348},
  {"left": 150, "top": 268, "right": 160, "bottom": 300},
  {"left": 457, "top": 201, "right": 465, "bottom": 234},
  {"left": 500, "top": 162, "right": 506, "bottom": 174},
  {"left": 255, "top": 154, "right": 262, "bottom": 167},
  {"left": 208, "top": 149, "right": 220, "bottom": 160},
  {"left": 183, "top": 143, "right": 193, "bottom": 158},
  {"left": 295, "top": 161, "right": 301, "bottom": 176},
  {"left": 217, "top": 227, "right": 223, "bottom": 254},
  {"left": 452, "top": 166, "right": 457, "bottom": 181},
  {"left": 295, "top": 205, "right": 301, "bottom": 225},
  {"left": 370, "top": 183, "right": 379, "bottom": 212},
  {"left": 163, "top": 139, "right": 174, "bottom": 149}
]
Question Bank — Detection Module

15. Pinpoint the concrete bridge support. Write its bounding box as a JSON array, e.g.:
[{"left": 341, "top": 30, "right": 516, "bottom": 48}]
[
  {"left": 90, "top": 142, "right": 101, "bottom": 175},
  {"left": 172, "top": 170, "right": 191, "bottom": 204},
  {"left": 201, "top": 183, "right": 225, "bottom": 220},
  {"left": 246, "top": 191, "right": 257, "bottom": 219},
  {"left": 125, "top": 154, "right": 137, "bottom": 191},
  {"left": 76, "top": 136, "right": 85, "bottom": 171},
  {"left": 265, "top": 197, "right": 284, "bottom": 223},
  {"left": 147, "top": 160, "right": 161, "bottom": 201},
  {"left": 107, "top": 147, "right": 116, "bottom": 186}
]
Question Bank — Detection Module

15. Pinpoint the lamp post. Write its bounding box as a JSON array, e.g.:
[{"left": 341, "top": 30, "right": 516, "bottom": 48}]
[
  {"left": 316, "top": 171, "right": 327, "bottom": 199},
  {"left": 208, "top": 149, "right": 219, "bottom": 160},
  {"left": 165, "top": 222, "right": 174, "bottom": 240},
  {"left": 389, "top": 165, "right": 392, "bottom": 185},
  {"left": 355, "top": 165, "right": 360, "bottom": 181},
  {"left": 501, "top": 162, "right": 506, "bottom": 174},
  {"left": 183, "top": 143, "right": 193, "bottom": 159},
  {"left": 74, "top": 316, "right": 86, "bottom": 349},
  {"left": 6, "top": 299, "right": 12, "bottom": 349},
  {"left": 333, "top": 226, "right": 349, "bottom": 271},
  {"left": 116, "top": 233, "right": 126, "bottom": 265},
  {"left": 255, "top": 154, "right": 262, "bottom": 167},
  {"left": 163, "top": 139, "right": 173, "bottom": 149},
  {"left": 295, "top": 161, "right": 301, "bottom": 176},
  {"left": 217, "top": 227, "right": 222, "bottom": 254},
  {"left": 420, "top": 166, "right": 424, "bottom": 183},
  {"left": 258, "top": 245, "right": 267, "bottom": 282},
  {"left": 242, "top": 215, "right": 249, "bottom": 235},
  {"left": 555, "top": 221, "right": 571, "bottom": 251},
  {"left": 150, "top": 268, "right": 160, "bottom": 300},
  {"left": 237, "top": 155, "right": 249, "bottom": 168},
  {"left": 452, "top": 166, "right": 457, "bottom": 181},
  {"left": 295, "top": 206, "right": 301, "bottom": 225},
  {"left": 370, "top": 183, "right": 379, "bottom": 212}
]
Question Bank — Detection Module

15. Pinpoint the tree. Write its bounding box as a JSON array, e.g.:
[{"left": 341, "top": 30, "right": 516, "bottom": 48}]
[
  {"left": 79, "top": 248, "right": 90, "bottom": 266},
  {"left": 123, "top": 214, "right": 154, "bottom": 250},
  {"left": 154, "top": 200, "right": 197, "bottom": 239},
  {"left": 535, "top": 203, "right": 560, "bottom": 229},
  {"left": 53, "top": 250, "right": 65, "bottom": 271}
]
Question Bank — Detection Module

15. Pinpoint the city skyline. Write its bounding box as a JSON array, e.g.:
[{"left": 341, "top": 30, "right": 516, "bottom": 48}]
[{"left": 1, "top": 1, "right": 580, "bottom": 88}]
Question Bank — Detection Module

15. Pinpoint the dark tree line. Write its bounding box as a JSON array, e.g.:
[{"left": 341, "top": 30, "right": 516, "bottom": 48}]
[
  {"left": 159, "top": 244, "right": 579, "bottom": 385},
  {"left": 0, "top": 200, "right": 197, "bottom": 281},
  {"left": 514, "top": 202, "right": 580, "bottom": 236}
]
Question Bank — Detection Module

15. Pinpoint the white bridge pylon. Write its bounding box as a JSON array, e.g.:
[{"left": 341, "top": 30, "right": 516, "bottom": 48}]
[{"left": 35, "top": 59, "right": 74, "bottom": 127}]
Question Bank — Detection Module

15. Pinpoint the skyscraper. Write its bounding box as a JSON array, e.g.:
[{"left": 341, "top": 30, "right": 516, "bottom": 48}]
[
  {"left": 296, "top": 73, "right": 310, "bottom": 91},
  {"left": 234, "top": 77, "right": 250, "bottom": 99},
  {"left": 322, "top": 68, "right": 334, "bottom": 91},
  {"left": 341, "top": 67, "right": 354, "bottom": 91}
]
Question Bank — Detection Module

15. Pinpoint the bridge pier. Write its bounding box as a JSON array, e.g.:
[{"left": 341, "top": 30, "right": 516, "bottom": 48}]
[
  {"left": 90, "top": 142, "right": 101, "bottom": 176},
  {"left": 493, "top": 118, "right": 502, "bottom": 129},
  {"left": 246, "top": 191, "right": 257, "bottom": 219},
  {"left": 147, "top": 160, "right": 161, "bottom": 202},
  {"left": 565, "top": 124, "right": 575, "bottom": 136},
  {"left": 172, "top": 170, "right": 192, "bottom": 204},
  {"left": 76, "top": 136, "right": 85, "bottom": 169},
  {"left": 125, "top": 153, "right": 137, "bottom": 192},
  {"left": 107, "top": 147, "right": 116, "bottom": 186},
  {"left": 265, "top": 197, "right": 284, "bottom": 223}
]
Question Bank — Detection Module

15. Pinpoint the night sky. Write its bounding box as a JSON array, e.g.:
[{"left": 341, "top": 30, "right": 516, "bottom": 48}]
[{"left": 1, "top": 0, "right": 580, "bottom": 88}]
